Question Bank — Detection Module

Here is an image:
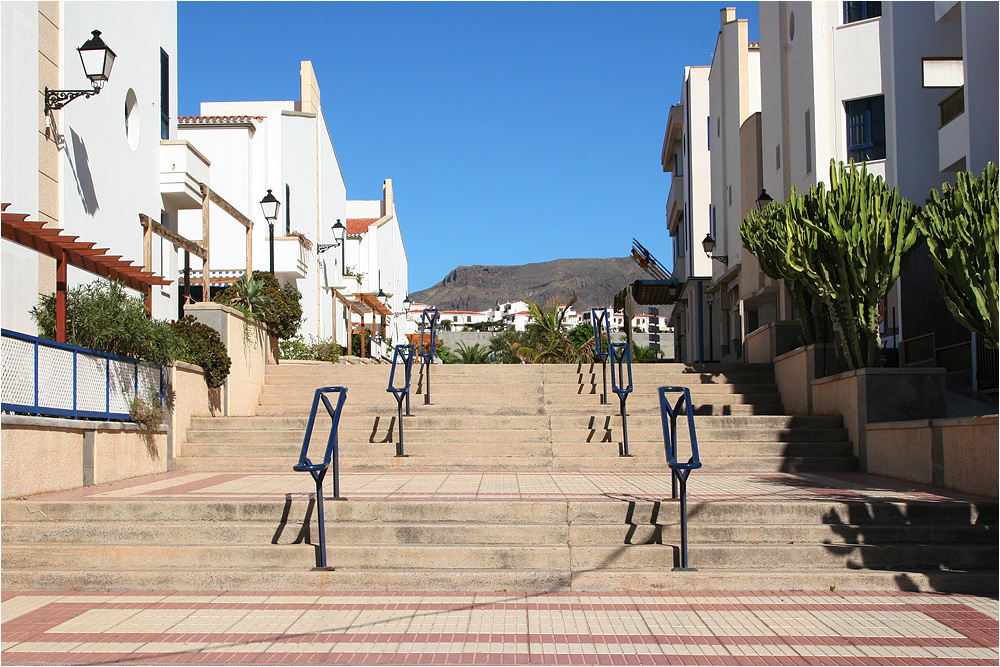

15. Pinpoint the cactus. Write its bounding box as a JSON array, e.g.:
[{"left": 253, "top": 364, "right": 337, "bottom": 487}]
[
  {"left": 741, "top": 202, "right": 825, "bottom": 344},
  {"left": 916, "top": 163, "right": 999, "bottom": 349},
  {"left": 783, "top": 160, "right": 920, "bottom": 369}
]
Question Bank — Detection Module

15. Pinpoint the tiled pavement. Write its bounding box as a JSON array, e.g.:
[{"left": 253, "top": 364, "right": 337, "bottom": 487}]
[
  {"left": 20, "top": 469, "right": 989, "bottom": 504},
  {"left": 1, "top": 590, "right": 997, "bottom": 665}
]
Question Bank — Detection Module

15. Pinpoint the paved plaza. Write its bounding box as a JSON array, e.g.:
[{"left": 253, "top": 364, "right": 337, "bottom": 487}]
[{"left": 2, "top": 589, "right": 997, "bottom": 665}]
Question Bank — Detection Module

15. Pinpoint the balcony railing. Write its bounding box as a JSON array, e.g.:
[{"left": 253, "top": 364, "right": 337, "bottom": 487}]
[
  {"left": 939, "top": 86, "right": 965, "bottom": 128},
  {"left": 2, "top": 329, "right": 163, "bottom": 421}
]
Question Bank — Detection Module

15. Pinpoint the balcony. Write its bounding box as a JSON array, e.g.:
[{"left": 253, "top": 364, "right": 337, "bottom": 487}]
[
  {"left": 938, "top": 87, "right": 969, "bottom": 171},
  {"left": 159, "top": 140, "right": 211, "bottom": 210},
  {"left": 272, "top": 233, "right": 311, "bottom": 279}
]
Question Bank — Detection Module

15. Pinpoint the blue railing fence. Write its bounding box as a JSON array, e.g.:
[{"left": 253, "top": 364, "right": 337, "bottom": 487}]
[
  {"left": 292, "top": 386, "right": 348, "bottom": 571},
  {"left": 418, "top": 308, "right": 440, "bottom": 405},
  {"left": 657, "top": 386, "right": 703, "bottom": 571},
  {"left": 609, "top": 340, "right": 633, "bottom": 457},
  {"left": 387, "top": 344, "right": 416, "bottom": 456},
  {"left": 1, "top": 328, "right": 163, "bottom": 422},
  {"left": 590, "top": 307, "right": 611, "bottom": 404}
]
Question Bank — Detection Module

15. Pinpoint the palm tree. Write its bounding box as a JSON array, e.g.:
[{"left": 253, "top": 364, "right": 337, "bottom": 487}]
[
  {"left": 456, "top": 341, "right": 491, "bottom": 364},
  {"left": 511, "top": 297, "right": 595, "bottom": 364}
]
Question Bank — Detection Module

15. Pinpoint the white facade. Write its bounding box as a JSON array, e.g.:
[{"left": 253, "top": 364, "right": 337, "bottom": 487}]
[
  {"left": 177, "top": 62, "right": 408, "bottom": 350},
  {"left": 2, "top": 1, "right": 182, "bottom": 333},
  {"left": 661, "top": 65, "right": 713, "bottom": 363}
]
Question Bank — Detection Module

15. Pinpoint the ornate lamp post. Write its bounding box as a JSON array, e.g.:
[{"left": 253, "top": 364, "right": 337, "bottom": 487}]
[
  {"left": 45, "top": 30, "right": 117, "bottom": 114},
  {"left": 259, "top": 189, "right": 281, "bottom": 275}
]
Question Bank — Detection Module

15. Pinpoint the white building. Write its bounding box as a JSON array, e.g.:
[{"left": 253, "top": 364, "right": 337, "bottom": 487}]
[
  {"left": 2, "top": 1, "right": 183, "bottom": 333},
  {"left": 177, "top": 63, "right": 408, "bottom": 352},
  {"left": 661, "top": 65, "right": 713, "bottom": 363},
  {"left": 755, "top": 1, "right": 998, "bottom": 371}
]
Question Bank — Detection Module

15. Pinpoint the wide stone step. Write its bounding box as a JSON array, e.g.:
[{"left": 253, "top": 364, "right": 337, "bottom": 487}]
[
  {"left": 172, "top": 454, "right": 859, "bottom": 472},
  {"left": 4, "top": 520, "right": 991, "bottom": 547},
  {"left": 188, "top": 414, "right": 844, "bottom": 431},
  {"left": 8, "top": 499, "right": 986, "bottom": 528},
  {"left": 251, "top": 403, "right": 787, "bottom": 417},
  {"left": 179, "top": 441, "right": 854, "bottom": 461},
  {"left": 3, "top": 566, "right": 992, "bottom": 593}
]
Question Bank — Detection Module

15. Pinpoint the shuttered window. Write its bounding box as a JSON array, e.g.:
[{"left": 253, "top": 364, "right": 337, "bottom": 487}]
[{"left": 160, "top": 49, "right": 169, "bottom": 140}]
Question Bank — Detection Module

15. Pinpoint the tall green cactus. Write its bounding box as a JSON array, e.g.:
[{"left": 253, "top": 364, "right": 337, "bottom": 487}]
[
  {"left": 916, "top": 163, "right": 999, "bottom": 349},
  {"left": 784, "top": 160, "right": 920, "bottom": 369},
  {"left": 741, "top": 201, "right": 824, "bottom": 344}
]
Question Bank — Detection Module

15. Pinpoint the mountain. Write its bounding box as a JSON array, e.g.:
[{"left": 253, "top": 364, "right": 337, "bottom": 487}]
[{"left": 408, "top": 258, "right": 652, "bottom": 312}]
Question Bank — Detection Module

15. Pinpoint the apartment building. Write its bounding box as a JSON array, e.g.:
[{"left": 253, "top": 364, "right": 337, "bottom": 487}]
[
  {"left": 2, "top": 1, "right": 182, "bottom": 333},
  {"left": 177, "top": 63, "right": 408, "bottom": 347},
  {"left": 661, "top": 65, "right": 713, "bottom": 363}
]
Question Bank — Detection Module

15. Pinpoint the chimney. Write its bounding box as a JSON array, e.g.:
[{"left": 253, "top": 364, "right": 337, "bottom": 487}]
[
  {"left": 721, "top": 7, "right": 736, "bottom": 26},
  {"left": 382, "top": 179, "right": 394, "bottom": 218}
]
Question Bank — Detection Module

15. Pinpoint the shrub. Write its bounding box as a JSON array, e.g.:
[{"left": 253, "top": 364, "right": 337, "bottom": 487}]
[
  {"left": 31, "top": 279, "right": 183, "bottom": 365},
  {"left": 279, "top": 335, "right": 343, "bottom": 363},
  {"left": 171, "top": 316, "right": 232, "bottom": 388},
  {"left": 214, "top": 271, "right": 302, "bottom": 340}
]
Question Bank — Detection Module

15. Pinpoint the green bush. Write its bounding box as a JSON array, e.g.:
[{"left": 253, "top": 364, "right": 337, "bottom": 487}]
[
  {"left": 279, "top": 335, "right": 343, "bottom": 363},
  {"left": 31, "top": 279, "right": 183, "bottom": 365},
  {"left": 215, "top": 271, "right": 302, "bottom": 340},
  {"left": 171, "top": 316, "right": 232, "bottom": 388}
]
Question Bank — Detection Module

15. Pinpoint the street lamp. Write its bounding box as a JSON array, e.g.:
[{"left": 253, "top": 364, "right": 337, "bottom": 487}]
[
  {"left": 402, "top": 295, "right": 412, "bottom": 313},
  {"left": 755, "top": 189, "right": 774, "bottom": 210},
  {"left": 705, "top": 292, "right": 716, "bottom": 362},
  {"left": 260, "top": 189, "right": 281, "bottom": 275},
  {"left": 45, "top": 30, "right": 117, "bottom": 114},
  {"left": 702, "top": 233, "right": 728, "bottom": 266}
]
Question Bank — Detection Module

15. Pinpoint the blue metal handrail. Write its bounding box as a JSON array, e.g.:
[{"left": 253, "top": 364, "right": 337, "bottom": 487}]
[
  {"left": 657, "top": 386, "right": 703, "bottom": 571},
  {"left": 1, "top": 328, "right": 163, "bottom": 422},
  {"left": 387, "top": 344, "right": 416, "bottom": 457},
  {"left": 292, "top": 386, "right": 348, "bottom": 571},
  {"left": 609, "top": 340, "right": 633, "bottom": 457},
  {"left": 418, "top": 308, "right": 439, "bottom": 405},
  {"left": 589, "top": 307, "right": 611, "bottom": 404}
]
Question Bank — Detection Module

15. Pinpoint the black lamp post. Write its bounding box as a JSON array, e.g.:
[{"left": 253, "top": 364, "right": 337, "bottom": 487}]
[
  {"left": 332, "top": 219, "right": 346, "bottom": 275},
  {"left": 403, "top": 295, "right": 412, "bottom": 313},
  {"left": 260, "top": 189, "right": 280, "bottom": 275},
  {"left": 45, "top": 30, "right": 117, "bottom": 113},
  {"left": 755, "top": 189, "right": 774, "bottom": 210},
  {"left": 702, "top": 233, "right": 728, "bottom": 266},
  {"left": 705, "top": 291, "right": 716, "bottom": 362}
]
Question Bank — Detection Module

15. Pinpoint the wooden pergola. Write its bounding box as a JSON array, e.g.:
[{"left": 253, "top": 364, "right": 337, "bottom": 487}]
[
  {"left": 325, "top": 288, "right": 393, "bottom": 358},
  {"left": 2, "top": 204, "right": 171, "bottom": 343}
]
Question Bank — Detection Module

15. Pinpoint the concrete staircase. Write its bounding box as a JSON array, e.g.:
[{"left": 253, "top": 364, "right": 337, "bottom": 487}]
[
  {"left": 2, "top": 361, "right": 996, "bottom": 593},
  {"left": 177, "top": 362, "right": 857, "bottom": 473}
]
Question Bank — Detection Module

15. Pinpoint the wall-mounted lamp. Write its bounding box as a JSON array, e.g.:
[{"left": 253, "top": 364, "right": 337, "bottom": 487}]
[
  {"left": 318, "top": 219, "right": 345, "bottom": 253},
  {"left": 260, "top": 189, "right": 281, "bottom": 275},
  {"left": 701, "top": 233, "right": 728, "bottom": 266},
  {"left": 755, "top": 189, "right": 774, "bottom": 210},
  {"left": 45, "top": 30, "right": 116, "bottom": 114}
]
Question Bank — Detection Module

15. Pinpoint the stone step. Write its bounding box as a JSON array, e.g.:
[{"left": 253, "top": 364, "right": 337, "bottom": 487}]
[
  {"left": 5, "top": 498, "right": 990, "bottom": 528},
  {"left": 4, "top": 520, "right": 991, "bottom": 547},
  {"left": 179, "top": 441, "right": 854, "bottom": 461},
  {"left": 2, "top": 566, "right": 992, "bottom": 594},
  {"left": 174, "top": 455, "right": 859, "bottom": 472},
  {"left": 259, "top": 381, "right": 782, "bottom": 395},
  {"left": 188, "top": 414, "right": 845, "bottom": 431},
  {"left": 251, "top": 403, "right": 787, "bottom": 417}
]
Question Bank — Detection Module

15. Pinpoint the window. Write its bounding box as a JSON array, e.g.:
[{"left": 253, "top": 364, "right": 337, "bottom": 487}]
[
  {"left": 710, "top": 205, "right": 717, "bottom": 240},
  {"left": 160, "top": 49, "right": 169, "bottom": 140},
  {"left": 673, "top": 152, "right": 683, "bottom": 176},
  {"left": 775, "top": 144, "right": 781, "bottom": 170},
  {"left": 728, "top": 185, "right": 732, "bottom": 206},
  {"left": 845, "top": 95, "right": 886, "bottom": 162},
  {"left": 285, "top": 184, "right": 291, "bottom": 235},
  {"left": 677, "top": 220, "right": 685, "bottom": 258},
  {"left": 844, "top": 1, "right": 881, "bottom": 24},
  {"left": 804, "top": 110, "right": 813, "bottom": 174},
  {"left": 707, "top": 116, "right": 711, "bottom": 150},
  {"left": 922, "top": 58, "right": 964, "bottom": 88}
]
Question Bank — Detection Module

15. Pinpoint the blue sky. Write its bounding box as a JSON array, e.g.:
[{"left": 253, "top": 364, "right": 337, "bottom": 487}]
[{"left": 178, "top": 1, "right": 759, "bottom": 291}]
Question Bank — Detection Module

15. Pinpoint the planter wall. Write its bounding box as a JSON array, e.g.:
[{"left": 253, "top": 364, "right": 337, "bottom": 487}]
[
  {"left": 774, "top": 344, "right": 840, "bottom": 415},
  {"left": 867, "top": 415, "right": 998, "bottom": 498},
  {"left": 745, "top": 321, "right": 803, "bottom": 363},
  {"left": 811, "top": 367, "right": 946, "bottom": 469}
]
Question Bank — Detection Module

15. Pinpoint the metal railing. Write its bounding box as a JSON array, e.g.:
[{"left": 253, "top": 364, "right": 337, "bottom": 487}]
[
  {"left": 939, "top": 86, "right": 965, "bottom": 128},
  {"left": 658, "top": 386, "right": 703, "bottom": 571},
  {"left": 418, "top": 308, "right": 440, "bottom": 405},
  {"left": 590, "top": 307, "right": 611, "bottom": 404},
  {"left": 292, "top": 386, "right": 348, "bottom": 571},
  {"left": 386, "top": 344, "right": 416, "bottom": 456},
  {"left": 609, "top": 340, "right": 633, "bottom": 457},
  {"left": 1, "top": 328, "right": 163, "bottom": 421}
]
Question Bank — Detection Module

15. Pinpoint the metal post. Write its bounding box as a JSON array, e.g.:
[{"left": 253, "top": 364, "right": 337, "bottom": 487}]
[
  {"left": 601, "top": 360, "right": 608, "bottom": 405},
  {"left": 619, "top": 393, "right": 630, "bottom": 457},
  {"left": 405, "top": 356, "right": 412, "bottom": 416},
  {"left": 268, "top": 221, "right": 275, "bottom": 275},
  {"left": 396, "top": 397, "right": 406, "bottom": 457},
  {"left": 312, "top": 468, "right": 332, "bottom": 570},
  {"left": 672, "top": 470, "right": 695, "bottom": 571}
]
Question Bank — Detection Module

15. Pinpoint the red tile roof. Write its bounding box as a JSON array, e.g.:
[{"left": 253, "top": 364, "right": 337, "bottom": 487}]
[{"left": 346, "top": 218, "right": 378, "bottom": 235}]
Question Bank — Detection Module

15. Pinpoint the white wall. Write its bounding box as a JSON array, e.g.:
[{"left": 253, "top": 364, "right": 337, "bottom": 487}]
[{"left": 1, "top": 3, "right": 42, "bottom": 334}]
